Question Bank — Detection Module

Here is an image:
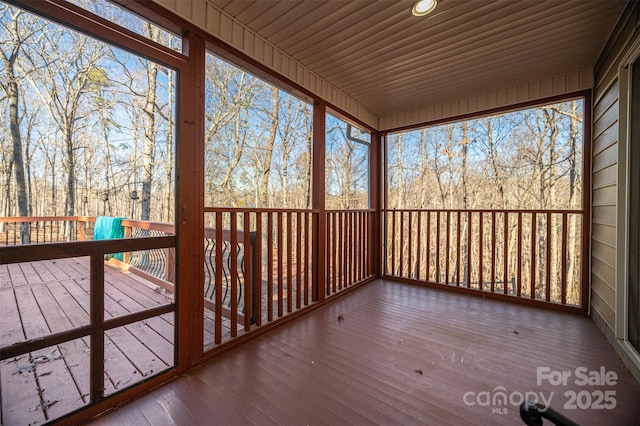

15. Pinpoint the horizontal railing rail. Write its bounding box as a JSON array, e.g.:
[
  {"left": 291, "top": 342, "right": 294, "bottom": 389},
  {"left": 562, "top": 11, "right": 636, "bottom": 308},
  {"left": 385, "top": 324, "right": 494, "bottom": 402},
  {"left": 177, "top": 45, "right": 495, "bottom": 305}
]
[
  {"left": 0, "top": 215, "right": 97, "bottom": 245},
  {"left": 0, "top": 236, "right": 176, "bottom": 405},
  {"left": 384, "top": 209, "right": 585, "bottom": 310}
]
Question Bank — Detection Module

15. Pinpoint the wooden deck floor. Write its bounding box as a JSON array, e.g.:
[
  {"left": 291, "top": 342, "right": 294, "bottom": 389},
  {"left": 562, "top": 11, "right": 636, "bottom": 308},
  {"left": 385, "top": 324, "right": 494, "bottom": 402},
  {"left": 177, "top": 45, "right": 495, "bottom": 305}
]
[
  {"left": 89, "top": 279, "right": 640, "bottom": 426},
  {"left": 0, "top": 257, "right": 177, "bottom": 426}
]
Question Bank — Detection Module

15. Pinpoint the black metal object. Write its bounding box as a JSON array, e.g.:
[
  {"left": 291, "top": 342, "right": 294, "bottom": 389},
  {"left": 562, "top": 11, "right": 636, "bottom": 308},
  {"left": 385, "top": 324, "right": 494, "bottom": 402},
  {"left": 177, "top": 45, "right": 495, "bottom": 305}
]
[
  {"left": 203, "top": 232, "right": 258, "bottom": 323},
  {"left": 520, "top": 401, "right": 579, "bottom": 426}
]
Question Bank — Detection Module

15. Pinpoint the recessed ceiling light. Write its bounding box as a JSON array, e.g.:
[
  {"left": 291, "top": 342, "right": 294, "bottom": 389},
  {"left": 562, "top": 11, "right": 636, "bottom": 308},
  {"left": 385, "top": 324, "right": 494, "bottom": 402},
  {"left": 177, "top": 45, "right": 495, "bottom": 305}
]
[{"left": 412, "top": 0, "right": 437, "bottom": 16}]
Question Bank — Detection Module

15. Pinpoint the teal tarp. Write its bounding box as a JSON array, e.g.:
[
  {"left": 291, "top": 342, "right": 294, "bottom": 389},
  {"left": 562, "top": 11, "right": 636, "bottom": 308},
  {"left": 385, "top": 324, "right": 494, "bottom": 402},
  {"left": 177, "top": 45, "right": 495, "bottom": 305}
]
[{"left": 94, "top": 216, "right": 125, "bottom": 261}]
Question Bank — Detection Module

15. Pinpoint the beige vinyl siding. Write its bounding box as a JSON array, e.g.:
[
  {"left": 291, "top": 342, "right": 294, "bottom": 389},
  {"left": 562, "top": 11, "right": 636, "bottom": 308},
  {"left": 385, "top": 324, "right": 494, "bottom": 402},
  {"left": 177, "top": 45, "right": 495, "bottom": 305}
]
[
  {"left": 379, "top": 69, "right": 594, "bottom": 130},
  {"left": 591, "top": 78, "right": 619, "bottom": 335},
  {"left": 591, "top": 1, "right": 640, "bottom": 341},
  {"left": 151, "top": 0, "right": 378, "bottom": 128}
]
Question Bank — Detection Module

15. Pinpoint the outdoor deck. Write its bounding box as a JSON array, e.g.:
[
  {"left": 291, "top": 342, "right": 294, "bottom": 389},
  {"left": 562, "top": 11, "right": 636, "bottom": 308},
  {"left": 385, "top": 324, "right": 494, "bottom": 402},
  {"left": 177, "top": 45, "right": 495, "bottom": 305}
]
[
  {"left": 0, "top": 257, "right": 181, "bottom": 425},
  {"left": 88, "top": 279, "right": 640, "bottom": 426}
]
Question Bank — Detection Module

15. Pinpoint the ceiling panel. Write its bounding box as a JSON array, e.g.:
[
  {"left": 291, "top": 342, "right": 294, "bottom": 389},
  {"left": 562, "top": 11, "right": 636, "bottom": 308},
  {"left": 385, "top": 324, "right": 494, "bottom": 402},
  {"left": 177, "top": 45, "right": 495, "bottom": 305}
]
[{"left": 208, "top": 0, "right": 628, "bottom": 116}]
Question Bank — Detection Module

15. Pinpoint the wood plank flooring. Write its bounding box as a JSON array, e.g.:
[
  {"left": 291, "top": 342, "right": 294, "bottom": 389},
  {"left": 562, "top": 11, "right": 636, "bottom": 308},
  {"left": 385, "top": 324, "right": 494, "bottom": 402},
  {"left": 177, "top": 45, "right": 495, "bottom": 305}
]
[{"left": 89, "top": 279, "right": 640, "bottom": 426}]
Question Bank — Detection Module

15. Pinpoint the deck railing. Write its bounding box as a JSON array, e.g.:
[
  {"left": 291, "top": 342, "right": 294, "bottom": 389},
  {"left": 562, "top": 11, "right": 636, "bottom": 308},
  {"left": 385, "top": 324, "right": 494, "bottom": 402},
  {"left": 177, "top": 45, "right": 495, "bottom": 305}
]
[
  {"left": 0, "top": 216, "right": 95, "bottom": 245},
  {"left": 1, "top": 211, "right": 377, "bottom": 346},
  {"left": 0, "top": 216, "right": 261, "bottom": 323},
  {"left": 384, "top": 209, "right": 586, "bottom": 310},
  {"left": 203, "top": 209, "right": 317, "bottom": 346},
  {"left": 326, "top": 209, "right": 376, "bottom": 297},
  {"left": 200, "top": 207, "right": 376, "bottom": 346}
]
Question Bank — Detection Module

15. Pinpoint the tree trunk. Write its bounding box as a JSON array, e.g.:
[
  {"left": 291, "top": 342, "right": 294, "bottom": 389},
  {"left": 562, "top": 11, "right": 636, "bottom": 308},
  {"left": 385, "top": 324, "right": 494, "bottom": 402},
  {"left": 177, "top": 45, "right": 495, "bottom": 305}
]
[
  {"left": 396, "top": 133, "right": 404, "bottom": 208},
  {"left": 140, "top": 59, "right": 158, "bottom": 221},
  {"left": 2, "top": 13, "right": 30, "bottom": 243},
  {"left": 258, "top": 87, "right": 279, "bottom": 207},
  {"left": 63, "top": 124, "right": 76, "bottom": 239},
  {"left": 567, "top": 100, "right": 580, "bottom": 303},
  {"left": 304, "top": 120, "right": 312, "bottom": 209},
  {"left": 164, "top": 76, "right": 174, "bottom": 222}
]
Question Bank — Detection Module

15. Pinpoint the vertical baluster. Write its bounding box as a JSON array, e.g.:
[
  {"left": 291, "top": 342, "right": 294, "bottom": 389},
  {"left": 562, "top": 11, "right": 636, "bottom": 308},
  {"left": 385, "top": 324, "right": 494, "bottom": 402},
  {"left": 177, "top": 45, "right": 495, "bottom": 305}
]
[
  {"left": 304, "top": 212, "right": 310, "bottom": 306},
  {"left": 277, "top": 212, "right": 284, "bottom": 317},
  {"left": 311, "top": 211, "right": 319, "bottom": 303},
  {"left": 561, "top": 213, "right": 568, "bottom": 305},
  {"left": 360, "top": 211, "right": 365, "bottom": 281},
  {"left": 445, "top": 211, "right": 450, "bottom": 285},
  {"left": 267, "top": 212, "right": 274, "bottom": 322},
  {"left": 255, "top": 213, "right": 263, "bottom": 326},
  {"left": 408, "top": 211, "right": 413, "bottom": 279},
  {"left": 479, "top": 212, "right": 483, "bottom": 290},
  {"left": 466, "top": 211, "right": 472, "bottom": 288},
  {"left": 243, "top": 212, "right": 252, "bottom": 330},
  {"left": 215, "top": 212, "right": 223, "bottom": 344},
  {"left": 350, "top": 212, "right": 355, "bottom": 284},
  {"left": 351, "top": 212, "right": 356, "bottom": 284},
  {"left": 353, "top": 212, "right": 357, "bottom": 283},
  {"left": 426, "top": 211, "right": 431, "bottom": 281},
  {"left": 491, "top": 211, "right": 496, "bottom": 293},
  {"left": 415, "top": 211, "right": 421, "bottom": 280},
  {"left": 338, "top": 212, "right": 343, "bottom": 289},
  {"left": 399, "top": 211, "right": 405, "bottom": 277},
  {"left": 436, "top": 212, "right": 441, "bottom": 283},
  {"left": 530, "top": 212, "right": 536, "bottom": 299},
  {"left": 517, "top": 212, "right": 522, "bottom": 297},
  {"left": 326, "top": 212, "right": 331, "bottom": 293},
  {"left": 391, "top": 211, "right": 396, "bottom": 276},
  {"left": 362, "top": 212, "right": 367, "bottom": 279},
  {"left": 347, "top": 212, "right": 356, "bottom": 285},
  {"left": 352, "top": 212, "right": 362, "bottom": 283},
  {"left": 287, "top": 212, "right": 293, "bottom": 313},
  {"left": 230, "top": 213, "right": 238, "bottom": 337},
  {"left": 503, "top": 212, "right": 509, "bottom": 295},
  {"left": 352, "top": 212, "right": 356, "bottom": 282},
  {"left": 296, "top": 212, "right": 302, "bottom": 310},
  {"left": 456, "top": 211, "right": 461, "bottom": 286},
  {"left": 343, "top": 212, "right": 348, "bottom": 287},
  {"left": 546, "top": 212, "right": 552, "bottom": 302}
]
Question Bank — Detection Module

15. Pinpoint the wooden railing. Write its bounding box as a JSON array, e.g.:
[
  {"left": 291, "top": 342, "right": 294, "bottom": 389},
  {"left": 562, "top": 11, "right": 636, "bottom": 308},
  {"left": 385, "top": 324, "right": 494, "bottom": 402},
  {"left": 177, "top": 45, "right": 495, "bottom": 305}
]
[
  {"left": 203, "top": 208, "right": 317, "bottom": 345},
  {"left": 326, "top": 209, "right": 376, "bottom": 297},
  {"left": 201, "top": 207, "right": 376, "bottom": 346},
  {"left": 0, "top": 234, "right": 176, "bottom": 405},
  {"left": 0, "top": 216, "right": 95, "bottom": 245},
  {"left": 0, "top": 216, "right": 258, "bottom": 324},
  {"left": 0, "top": 208, "right": 362, "bottom": 340},
  {"left": 384, "top": 209, "right": 585, "bottom": 310}
]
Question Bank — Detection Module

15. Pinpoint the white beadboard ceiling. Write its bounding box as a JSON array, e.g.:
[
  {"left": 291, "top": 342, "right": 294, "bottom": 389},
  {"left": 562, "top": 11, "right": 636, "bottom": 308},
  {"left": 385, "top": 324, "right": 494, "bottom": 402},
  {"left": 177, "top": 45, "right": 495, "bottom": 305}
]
[{"left": 207, "top": 0, "right": 626, "bottom": 118}]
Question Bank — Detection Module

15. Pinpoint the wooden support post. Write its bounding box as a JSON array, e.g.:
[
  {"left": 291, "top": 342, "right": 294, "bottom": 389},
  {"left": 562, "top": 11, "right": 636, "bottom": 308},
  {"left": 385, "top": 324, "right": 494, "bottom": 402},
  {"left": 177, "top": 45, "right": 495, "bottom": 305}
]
[{"left": 312, "top": 101, "right": 326, "bottom": 302}]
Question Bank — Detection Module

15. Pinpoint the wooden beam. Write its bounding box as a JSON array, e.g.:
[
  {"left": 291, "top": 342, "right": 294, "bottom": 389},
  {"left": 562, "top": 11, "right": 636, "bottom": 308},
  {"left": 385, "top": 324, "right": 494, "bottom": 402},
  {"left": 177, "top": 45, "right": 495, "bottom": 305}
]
[{"left": 312, "top": 101, "right": 327, "bottom": 302}]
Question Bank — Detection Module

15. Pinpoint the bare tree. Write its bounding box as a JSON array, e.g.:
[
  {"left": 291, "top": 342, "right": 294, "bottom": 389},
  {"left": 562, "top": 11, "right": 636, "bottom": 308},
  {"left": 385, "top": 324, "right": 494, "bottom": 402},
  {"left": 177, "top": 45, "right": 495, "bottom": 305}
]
[
  {"left": 0, "top": 6, "right": 39, "bottom": 242},
  {"left": 22, "top": 25, "right": 105, "bottom": 223}
]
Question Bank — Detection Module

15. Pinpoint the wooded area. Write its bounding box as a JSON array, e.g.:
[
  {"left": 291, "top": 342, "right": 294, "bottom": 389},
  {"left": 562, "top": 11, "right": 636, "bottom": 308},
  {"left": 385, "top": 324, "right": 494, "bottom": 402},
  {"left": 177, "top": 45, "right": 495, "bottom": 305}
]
[
  {"left": 386, "top": 101, "right": 584, "bottom": 305},
  {"left": 0, "top": 2, "right": 177, "bottom": 244},
  {"left": 2, "top": 1, "right": 584, "bottom": 306},
  {"left": 386, "top": 101, "right": 583, "bottom": 211},
  {"left": 1, "top": 2, "right": 372, "bottom": 245}
]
